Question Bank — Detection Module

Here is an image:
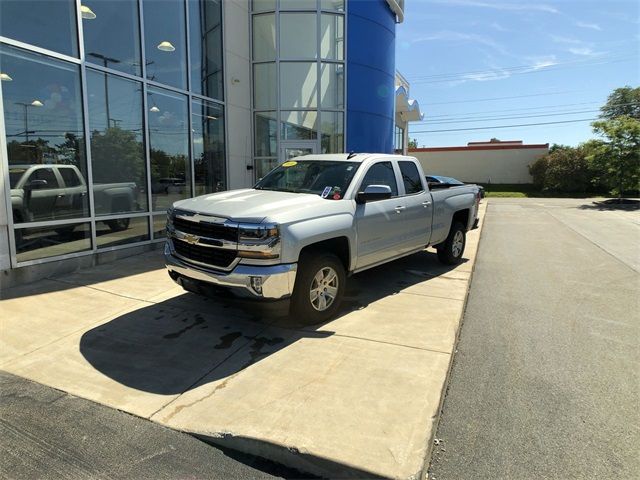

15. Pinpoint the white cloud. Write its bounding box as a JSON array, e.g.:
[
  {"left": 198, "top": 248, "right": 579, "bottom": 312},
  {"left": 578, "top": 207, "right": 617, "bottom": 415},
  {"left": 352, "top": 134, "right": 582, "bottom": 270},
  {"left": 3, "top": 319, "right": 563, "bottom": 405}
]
[
  {"left": 409, "top": 30, "right": 508, "bottom": 55},
  {"left": 490, "top": 22, "right": 510, "bottom": 32},
  {"left": 568, "top": 47, "right": 596, "bottom": 56},
  {"left": 549, "top": 34, "right": 585, "bottom": 45},
  {"left": 429, "top": 0, "right": 559, "bottom": 14},
  {"left": 575, "top": 21, "right": 602, "bottom": 31}
]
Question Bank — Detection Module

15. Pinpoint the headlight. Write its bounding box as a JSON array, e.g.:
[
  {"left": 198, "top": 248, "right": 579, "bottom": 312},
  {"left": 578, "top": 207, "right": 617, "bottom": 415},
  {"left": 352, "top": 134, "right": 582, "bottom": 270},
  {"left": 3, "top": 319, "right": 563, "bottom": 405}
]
[{"left": 238, "top": 223, "right": 280, "bottom": 259}]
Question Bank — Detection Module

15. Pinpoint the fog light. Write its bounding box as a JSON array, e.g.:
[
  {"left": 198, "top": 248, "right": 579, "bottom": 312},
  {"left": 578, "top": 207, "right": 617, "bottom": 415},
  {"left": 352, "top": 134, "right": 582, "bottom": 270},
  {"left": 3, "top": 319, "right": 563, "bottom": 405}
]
[{"left": 250, "top": 276, "right": 263, "bottom": 295}]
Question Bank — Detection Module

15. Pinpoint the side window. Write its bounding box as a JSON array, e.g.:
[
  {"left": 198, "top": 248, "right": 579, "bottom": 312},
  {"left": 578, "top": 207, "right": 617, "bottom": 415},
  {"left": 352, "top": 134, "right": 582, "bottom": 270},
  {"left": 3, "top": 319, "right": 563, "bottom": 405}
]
[
  {"left": 59, "top": 168, "right": 82, "bottom": 187},
  {"left": 359, "top": 162, "right": 398, "bottom": 196},
  {"left": 28, "top": 168, "right": 60, "bottom": 189},
  {"left": 399, "top": 161, "right": 424, "bottom": 195}
]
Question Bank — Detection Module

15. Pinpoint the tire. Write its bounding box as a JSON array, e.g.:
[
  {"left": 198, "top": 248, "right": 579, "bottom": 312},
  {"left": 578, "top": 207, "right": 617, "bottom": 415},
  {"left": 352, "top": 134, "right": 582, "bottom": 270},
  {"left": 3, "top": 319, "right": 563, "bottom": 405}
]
[
  {"left": 106, "top": 218, "right": 130, "bottom": 232},
  {"left": 436, "top": 221, "right": 466, "bottom": 265},
  {"left": 290, "top": 252, "right": 346, "bottom": 324}
]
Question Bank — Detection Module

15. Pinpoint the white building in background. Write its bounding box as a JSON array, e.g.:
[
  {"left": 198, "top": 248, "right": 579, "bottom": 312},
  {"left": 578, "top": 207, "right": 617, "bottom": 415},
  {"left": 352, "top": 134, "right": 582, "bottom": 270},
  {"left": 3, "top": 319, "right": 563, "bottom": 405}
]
[{"left": 394, "top": 71, "right": 423, "bottom": 155}]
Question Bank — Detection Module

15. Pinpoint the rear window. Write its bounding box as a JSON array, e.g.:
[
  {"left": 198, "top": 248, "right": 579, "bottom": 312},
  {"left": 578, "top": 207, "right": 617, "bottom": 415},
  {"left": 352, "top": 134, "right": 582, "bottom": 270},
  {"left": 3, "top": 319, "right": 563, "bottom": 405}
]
[
  {"left": 399, "top": 161, "right": 424, "bottom": 194},
  {"left": 59, "top": 167, "right": 83, "bottom": 187}
]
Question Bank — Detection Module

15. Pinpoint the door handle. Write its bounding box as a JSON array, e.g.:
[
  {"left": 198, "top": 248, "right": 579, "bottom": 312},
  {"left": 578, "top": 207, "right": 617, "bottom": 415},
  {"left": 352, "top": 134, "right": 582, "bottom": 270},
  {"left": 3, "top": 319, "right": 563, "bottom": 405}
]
[
  {"left": 422, "top": 201, "right": 431, "bottom": 206},
  {"left": 395, "top": 205, "right": 406, "bottom": 213}
]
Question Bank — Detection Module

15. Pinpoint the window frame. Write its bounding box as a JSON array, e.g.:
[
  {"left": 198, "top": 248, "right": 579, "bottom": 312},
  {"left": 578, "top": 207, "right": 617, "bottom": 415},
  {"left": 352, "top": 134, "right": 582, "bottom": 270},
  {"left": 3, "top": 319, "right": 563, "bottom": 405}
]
[
  {"left": 357, "top": 161, "right": 400, "bottom": 199},
  {"left": 398, "top": 160, "right": 425, "bottom": 196}
]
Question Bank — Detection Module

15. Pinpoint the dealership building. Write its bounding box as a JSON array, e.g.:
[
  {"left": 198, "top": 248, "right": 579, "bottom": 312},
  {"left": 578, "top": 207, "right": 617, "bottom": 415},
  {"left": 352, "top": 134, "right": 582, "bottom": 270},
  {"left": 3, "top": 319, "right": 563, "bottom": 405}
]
[{"left": 0, "top": 0, "right": 422, "bottom": 282}]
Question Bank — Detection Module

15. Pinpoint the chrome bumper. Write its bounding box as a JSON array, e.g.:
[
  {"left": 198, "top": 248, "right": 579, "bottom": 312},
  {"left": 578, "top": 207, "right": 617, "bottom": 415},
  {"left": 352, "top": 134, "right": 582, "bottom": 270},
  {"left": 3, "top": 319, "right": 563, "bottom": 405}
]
[{"left": 164, "top": 243, "right": 297, "bottom": 299}]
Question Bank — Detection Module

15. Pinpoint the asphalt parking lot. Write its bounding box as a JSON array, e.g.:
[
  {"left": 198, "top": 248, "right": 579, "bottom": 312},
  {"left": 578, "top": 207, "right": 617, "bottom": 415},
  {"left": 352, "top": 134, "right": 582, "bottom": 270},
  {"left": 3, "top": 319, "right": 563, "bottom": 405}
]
[
  {"left": 430, "top": 198, "right": 639, "bottom": 480},
  {"left": 0, "top": 203, "right": 486, "bottom": 479}
]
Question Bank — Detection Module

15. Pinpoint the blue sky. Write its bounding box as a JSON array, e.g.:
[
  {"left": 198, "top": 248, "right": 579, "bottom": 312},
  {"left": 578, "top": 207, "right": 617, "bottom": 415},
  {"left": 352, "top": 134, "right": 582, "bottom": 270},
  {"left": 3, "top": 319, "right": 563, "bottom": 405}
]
[{"left": 395, "top": 0, "right": 639, "bottom": 147}]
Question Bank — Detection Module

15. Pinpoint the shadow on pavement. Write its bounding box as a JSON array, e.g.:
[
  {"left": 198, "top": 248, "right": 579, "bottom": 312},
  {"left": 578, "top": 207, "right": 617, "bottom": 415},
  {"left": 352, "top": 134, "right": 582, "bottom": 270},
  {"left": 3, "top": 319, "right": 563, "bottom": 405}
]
[
  {"left": 577, "top": 199, "right": 640, "bottom": 211},
  {"left": 79, "top": 248, "right": 463, "bottom": 395}
]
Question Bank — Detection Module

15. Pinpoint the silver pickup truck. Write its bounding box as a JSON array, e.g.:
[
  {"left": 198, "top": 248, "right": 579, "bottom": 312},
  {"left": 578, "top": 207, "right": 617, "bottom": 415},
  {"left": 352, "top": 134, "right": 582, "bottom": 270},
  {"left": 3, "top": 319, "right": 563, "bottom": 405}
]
[{"left": 165, "top": 154, "right": 481, "bottom": 321}]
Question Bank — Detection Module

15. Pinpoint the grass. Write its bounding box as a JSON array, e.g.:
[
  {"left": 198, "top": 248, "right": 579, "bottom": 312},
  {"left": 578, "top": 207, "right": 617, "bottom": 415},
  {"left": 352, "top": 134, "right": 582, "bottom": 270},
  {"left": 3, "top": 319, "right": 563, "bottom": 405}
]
[{"left": 479, "top": 184, "right": 607, "bottom": 199}]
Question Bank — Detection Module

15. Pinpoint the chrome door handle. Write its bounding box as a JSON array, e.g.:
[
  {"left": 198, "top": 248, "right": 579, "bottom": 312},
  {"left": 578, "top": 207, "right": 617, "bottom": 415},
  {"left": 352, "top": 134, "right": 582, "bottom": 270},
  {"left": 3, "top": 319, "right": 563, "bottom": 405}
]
[
  {"left": 395, "top": 206, "right": 406, "bottom": 213},
  {"left": 422, "top": 201, "right": 431, "bottom": 206}
]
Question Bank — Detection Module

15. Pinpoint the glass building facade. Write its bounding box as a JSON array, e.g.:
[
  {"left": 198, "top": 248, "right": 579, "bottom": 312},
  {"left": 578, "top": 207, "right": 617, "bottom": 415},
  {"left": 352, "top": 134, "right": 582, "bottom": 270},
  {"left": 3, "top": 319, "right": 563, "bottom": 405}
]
[{"left": 0, "top": 0, "right": 225, "bottom": 265}]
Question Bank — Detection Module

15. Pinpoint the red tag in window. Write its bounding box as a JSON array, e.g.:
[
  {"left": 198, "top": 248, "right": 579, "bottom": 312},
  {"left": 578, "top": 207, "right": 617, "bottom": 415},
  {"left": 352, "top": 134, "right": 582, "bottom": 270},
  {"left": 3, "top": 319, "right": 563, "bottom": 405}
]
[{"left": 333, "top": 193, "right": 341, "bottom": 200}]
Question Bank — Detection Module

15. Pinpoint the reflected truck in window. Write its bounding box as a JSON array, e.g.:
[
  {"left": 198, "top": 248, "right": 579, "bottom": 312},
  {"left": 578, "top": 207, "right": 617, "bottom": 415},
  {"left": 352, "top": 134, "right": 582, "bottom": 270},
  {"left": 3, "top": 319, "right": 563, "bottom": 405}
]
[
  {"left": 10, "top": 164, "right": 139, "bottom": 231},
  {"left": 165, "top": 154, "right": 482, "bottom": 323}
]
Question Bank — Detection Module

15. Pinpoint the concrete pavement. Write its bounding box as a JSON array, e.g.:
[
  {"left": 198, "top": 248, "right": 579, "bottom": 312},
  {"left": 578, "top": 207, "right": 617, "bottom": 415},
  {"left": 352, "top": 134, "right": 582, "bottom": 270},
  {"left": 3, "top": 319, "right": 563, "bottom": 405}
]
[
  {"left": 429, "top": 198, "right": 640, "bottom": 479},
  {"left": 0, "top": 203, "right": 487, "bottom": 479}
]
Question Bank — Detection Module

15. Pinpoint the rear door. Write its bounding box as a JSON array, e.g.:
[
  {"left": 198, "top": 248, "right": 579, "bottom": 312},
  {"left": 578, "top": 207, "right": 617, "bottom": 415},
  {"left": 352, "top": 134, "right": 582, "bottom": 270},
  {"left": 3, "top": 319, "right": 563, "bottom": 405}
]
[
  {"left": 354, "top": 160, "right": 405, "bottom": 270},
  {"left": 397, "top": 160, "right": 432, "bottom": 251}
]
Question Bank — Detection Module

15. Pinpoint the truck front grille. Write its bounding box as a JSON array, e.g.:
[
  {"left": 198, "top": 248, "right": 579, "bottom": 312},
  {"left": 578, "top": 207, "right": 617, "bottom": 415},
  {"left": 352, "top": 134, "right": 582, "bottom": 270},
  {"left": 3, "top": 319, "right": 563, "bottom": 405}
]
[
  {"left": 173, "top": 216, "right": 238, "bottom": 242},
  {"left": 173, "top": 239, "right": 237, "bottom": 269}
]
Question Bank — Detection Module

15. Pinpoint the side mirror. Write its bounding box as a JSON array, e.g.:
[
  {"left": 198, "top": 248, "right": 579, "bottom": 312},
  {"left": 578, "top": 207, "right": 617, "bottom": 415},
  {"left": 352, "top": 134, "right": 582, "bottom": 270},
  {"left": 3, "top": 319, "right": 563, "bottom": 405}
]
[
  {"left": 356, "top": 184, "right": 392, "bottom": 204},
  {"left": 26, "top": 179, "right": 48, "bottom": 190}
]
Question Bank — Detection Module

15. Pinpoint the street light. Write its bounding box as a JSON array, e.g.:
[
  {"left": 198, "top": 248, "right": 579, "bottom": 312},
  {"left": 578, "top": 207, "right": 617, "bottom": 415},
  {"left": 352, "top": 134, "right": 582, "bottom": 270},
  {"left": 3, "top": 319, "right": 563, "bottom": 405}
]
[
  {"left": 0, "top": 72, "right": 12, "bottom": 81},
  {"left": 14, "top": 100, "right": 43, "bottom": 143},
  {"left": 80, "top": 5, "right": 97, "bottom": 20},
  {"left": 157, "top": 41, "right": 175, "bottom": 52}
]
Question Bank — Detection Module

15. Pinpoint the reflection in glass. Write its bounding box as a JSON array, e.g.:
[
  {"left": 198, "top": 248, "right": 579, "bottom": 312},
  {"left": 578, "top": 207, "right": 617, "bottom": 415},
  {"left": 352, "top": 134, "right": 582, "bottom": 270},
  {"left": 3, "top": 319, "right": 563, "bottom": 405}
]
[
  {"left": 147, "top": 87, "right": 190, "bottom": 211},
  {"left": 82, "top": 0, "right": 142, "bottom": 76},
  {"left": 0, "top": 0, "right": 78, "bottom": 57},
  {"left": 142, "top": 0, "right": 187, "bottom": 89},
  {"left": 189, "top": 0, "right": 223, "bottom": 99},
  {"left": 280, "top": 0, "right": 317, "bottom": 9},
  {"left": 255, "top": 158, "right": 279, "bottom": 181},
  {"left": 321, "top": 111, "right": 343, "bottom": 153},
  {"left": 281, "top": 111, "right": 317, "bottom": 140},
  {"left": 280, "top": 14, "right": 317, "bottom": 59},
  {"left": 252, "top": 14, "right": 276, "bottom": 62},
  {"left": 15, "top": 222, "right": 91, "bottom": 263},
  {"left": 320, "top": 0, "right": 345, "bottom": 11},
  {"left": 153, "top": 214, "right": 168, "bottom": 239},
  {"left": 255, "top": 112, "right": 277, "bottom": 156},
  {"left": 192, "top": 99, "right": 226, "bottom": 195},
  {"left": 320, "top": 63, "right": 344, "bottom": 108},
  {"left": 320, "top": 14, "right": 344, "bottom": 60},
  {"left": 1, "top": 45, "right": 88, "bottom": 224},
  {"left": 87, "top": 70, "right": 147, "bottom": 215},
  {"left": 252, "top": 0, "right": 276, "bottom": 11},
  {"left": 280, "top": 62, "right": 317, "bottom": 108},
  {"left": 253, "top": 63, "right": 276, "bottom": 109},
  {"left": 96, "top": 216, "right": 150, "bottom": 248}
]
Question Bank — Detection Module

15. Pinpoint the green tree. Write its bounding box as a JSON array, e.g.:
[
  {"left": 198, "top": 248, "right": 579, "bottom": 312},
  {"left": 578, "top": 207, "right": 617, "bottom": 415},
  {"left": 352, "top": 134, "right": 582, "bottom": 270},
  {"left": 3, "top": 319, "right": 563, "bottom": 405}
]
[
  {"left": 590, "top": 115, "right": 640, "bottom": 198},
  {"left": 530, "top": 146, "right": 592, "bottom": 193},
  {"left": 599, "top": 86, "right": 640, "bottom": 120},
  {"left": 90, "top": 127, "right": 145, "bottom": 185},
  {"left": 408, "top": 138, "right": 418, "bottom": 149}
]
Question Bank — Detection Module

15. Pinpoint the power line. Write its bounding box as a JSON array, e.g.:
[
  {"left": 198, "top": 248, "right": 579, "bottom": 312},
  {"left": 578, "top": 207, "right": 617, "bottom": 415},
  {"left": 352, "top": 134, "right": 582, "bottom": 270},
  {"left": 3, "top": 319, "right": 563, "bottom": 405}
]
[
  {"left": 418, "top": 109, "right": 600, "bottom": 125},
  {"left": 411, "top": 118, "right": 597, "bottom": 133},
  {"left": 425, "top": 90, "right": 577, "bottom": 105}
]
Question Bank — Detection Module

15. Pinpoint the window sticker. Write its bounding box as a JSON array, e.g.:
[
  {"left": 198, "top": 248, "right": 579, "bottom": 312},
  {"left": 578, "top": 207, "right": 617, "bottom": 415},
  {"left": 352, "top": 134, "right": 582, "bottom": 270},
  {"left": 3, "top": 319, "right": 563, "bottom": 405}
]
[
  {"left": 282, "top": 161, "right": 297, "bottom": 167},
  {"left": 321, "top": 186, "right": 332, "bottom": 198}
]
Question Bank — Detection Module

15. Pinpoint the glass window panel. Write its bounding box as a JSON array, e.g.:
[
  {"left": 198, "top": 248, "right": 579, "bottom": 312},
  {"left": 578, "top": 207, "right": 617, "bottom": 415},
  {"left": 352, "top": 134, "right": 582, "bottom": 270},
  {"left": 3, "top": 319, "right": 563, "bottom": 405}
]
[
  {"left": 280, "top": 62, "right": 317, "bottom": 108},
  {"left": 252, "top": 0, "right": 276, "bottom": 12},
  {"left": 189, "top": 0, "right": 223, "bottom": 99},
  {"left": 320, "top": 0, "right": 345, "bottom": 11},
  {"left": 320, "top": 62, "right": 344, "bottom": 109},
  {"left": 87, "top": 70, "right": 147, "bottom": 215},
  {"left": 192, "top": 99, "right": 226, "bottom": 195},
  {"left": 399, "top": 161, "right": 424, "bottom": 194},
  {"left": 255, "top": 112, "right": 277, "bottom": 156},
  {"left": 147, "top": 87, "right": 190, "bottom": 211},
  {"left": 280, "top": 14, "right": 317, "bottom": 59},
  {"left": 253, "top": 63, "right": 276, "bottom": 109},
  {"left": 1, "top": 45, "right": 88, "bottom": 224},
  {"left": 281, "top": 111, "right": 317, "bottom": 140},
  {"left": 82, "top": 0, "right": 141, "bottom": 76},
  {"left": 0, "top": 0, "right": 77, "bottom": 57},
  {"left": 321, "top": 111, "right": 343, "bottom": 153},
  {"left": 252, "top": 14, "right": 276, "bottom": 62},
  {"left": 142, "top": 0, "right": 187, "bottom": 89},
  {"left": 153, "top": 214, "right": 168, "bottom": 239},
  {"left": 280, "top": 0, "right": 316, "bottom": 9},
  {"left": 360, "top": 162, "right": 398, "bottom": 196},
  {"left": 96, "top": 216, "right": 150, "bottom": 248},
  {"left": 320, "top": 13, "right": 344, "bottom": 60},
  {"left": 255, "top": 158, "right": 279, "bottom": 180},
  {"left": 15, "top": 222, "right": 91, "bottom": 263}
]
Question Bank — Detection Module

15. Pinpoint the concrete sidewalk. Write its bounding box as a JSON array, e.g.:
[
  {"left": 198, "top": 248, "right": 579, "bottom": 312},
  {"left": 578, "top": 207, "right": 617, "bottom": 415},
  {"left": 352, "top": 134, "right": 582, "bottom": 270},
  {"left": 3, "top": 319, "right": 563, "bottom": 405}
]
[{"left": 0, "top": 203, "right": 486, "bottom": 479}]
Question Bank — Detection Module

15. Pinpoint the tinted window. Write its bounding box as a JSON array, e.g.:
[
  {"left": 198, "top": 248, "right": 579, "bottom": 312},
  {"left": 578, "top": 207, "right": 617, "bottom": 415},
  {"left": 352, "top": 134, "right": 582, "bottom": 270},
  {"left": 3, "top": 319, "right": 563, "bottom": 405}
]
[
  {"left": 59, "top": 168, "right": 82, "bottom": 187},
  {"left": 15, "top": 223, "right": 91, "bottom": 263},
  {"left": 399, "top": 161, "right": 423, "bottom": 194},
  {"left": 192, "top": 99, "right": 226, "bottom": 195},
  {"left": 0, "top": 0, "right": 78, "bottom": 57},
  {"left": 360, "top": 162, "right": 398, "bottom": 196},
  {"left": 82, "top": 0, "right": 142, "bottom": 76},
  {"left": 29, "top": 168, "right": 60, "bottom": 189},
  {"left": 189, "top": 0, "right": 223, "bottom": 99}
]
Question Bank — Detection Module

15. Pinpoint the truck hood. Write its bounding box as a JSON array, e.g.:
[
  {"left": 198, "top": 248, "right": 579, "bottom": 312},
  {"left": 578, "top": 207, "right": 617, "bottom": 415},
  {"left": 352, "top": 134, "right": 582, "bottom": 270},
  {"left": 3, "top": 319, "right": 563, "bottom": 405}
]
[{"left": 173, "top": 189, "right": 337, "bottom": 223}]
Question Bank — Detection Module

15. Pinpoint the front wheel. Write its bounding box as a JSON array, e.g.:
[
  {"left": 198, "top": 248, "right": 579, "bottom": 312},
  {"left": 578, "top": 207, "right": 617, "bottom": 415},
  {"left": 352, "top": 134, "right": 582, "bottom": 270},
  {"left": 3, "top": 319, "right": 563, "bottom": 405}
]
[
  {"left": 290, "top": 252, "right": 345, "bottom": 324},
  {"left": 436, "top": 221, "right": 466, "bottom": 265}
]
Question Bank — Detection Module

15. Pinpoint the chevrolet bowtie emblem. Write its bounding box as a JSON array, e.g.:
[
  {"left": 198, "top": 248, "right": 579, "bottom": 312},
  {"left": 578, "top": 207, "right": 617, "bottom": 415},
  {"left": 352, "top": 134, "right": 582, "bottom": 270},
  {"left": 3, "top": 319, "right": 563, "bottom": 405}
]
[{"left": 183, "top": 233, "right": 199, "bottom": 245}]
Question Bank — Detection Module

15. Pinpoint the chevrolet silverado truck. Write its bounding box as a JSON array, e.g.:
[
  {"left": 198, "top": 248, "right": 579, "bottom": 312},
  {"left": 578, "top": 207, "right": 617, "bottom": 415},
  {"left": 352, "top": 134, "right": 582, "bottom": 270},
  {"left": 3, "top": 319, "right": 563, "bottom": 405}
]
[{"left": 165, "top": 154, "right": 481, "bottom": 322}]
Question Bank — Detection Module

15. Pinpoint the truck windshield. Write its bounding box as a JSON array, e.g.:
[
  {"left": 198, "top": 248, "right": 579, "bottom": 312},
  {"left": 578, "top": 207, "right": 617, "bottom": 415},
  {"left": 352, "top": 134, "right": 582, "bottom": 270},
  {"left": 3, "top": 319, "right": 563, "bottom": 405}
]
[
  {"left": 9, "top": 169, "right": 27, "bottom": 188},
  {"left": 255, "top": 161, "right": 361, "bottom": 199}
]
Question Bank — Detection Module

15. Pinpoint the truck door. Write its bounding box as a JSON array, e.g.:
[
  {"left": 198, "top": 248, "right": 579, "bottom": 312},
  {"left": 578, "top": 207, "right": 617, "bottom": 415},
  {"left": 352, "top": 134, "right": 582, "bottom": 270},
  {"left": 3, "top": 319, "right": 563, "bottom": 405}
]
[
  {"left": 57, "top": 166, "right": 88, "bottom": 218},
  {"left": 397, "top": 160, "right": 432, "bottom": 252},
  {"left": 23, "top": 167, "right": 60, "bottom": 221},
  {"left": 354, "top": 161, "right": 405, "bottom": 270}
]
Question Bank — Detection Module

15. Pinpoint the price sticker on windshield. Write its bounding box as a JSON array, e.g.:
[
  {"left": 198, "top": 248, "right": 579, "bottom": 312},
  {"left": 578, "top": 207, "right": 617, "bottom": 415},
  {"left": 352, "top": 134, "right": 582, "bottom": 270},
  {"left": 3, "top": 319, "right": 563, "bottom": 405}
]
[
  {"left": 282, "top": 161, "right": 297, "bottom": 167},
  {"left": 321, "top": 186, "right": 332, "bottom": 198}
]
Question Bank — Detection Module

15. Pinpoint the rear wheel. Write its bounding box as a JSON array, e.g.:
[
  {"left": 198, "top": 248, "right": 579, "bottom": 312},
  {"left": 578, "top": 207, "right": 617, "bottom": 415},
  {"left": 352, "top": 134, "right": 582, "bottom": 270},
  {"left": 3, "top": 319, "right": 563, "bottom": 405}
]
[
  {"left": 106, "top": 218, "right": 130, "bottom": 232},
  {"left": 290, "top": 252, "right": 345, "bottom": 324},
  {"left": 437, "top": 221, "right": 466, "bottom": 265}
]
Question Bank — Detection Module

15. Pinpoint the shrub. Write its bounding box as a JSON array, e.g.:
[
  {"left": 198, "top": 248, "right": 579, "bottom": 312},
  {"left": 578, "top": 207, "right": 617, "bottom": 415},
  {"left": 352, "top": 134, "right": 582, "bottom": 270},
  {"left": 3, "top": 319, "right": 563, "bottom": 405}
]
[{"left": 529, "top": 146, "right": 593, "bottom": 193}]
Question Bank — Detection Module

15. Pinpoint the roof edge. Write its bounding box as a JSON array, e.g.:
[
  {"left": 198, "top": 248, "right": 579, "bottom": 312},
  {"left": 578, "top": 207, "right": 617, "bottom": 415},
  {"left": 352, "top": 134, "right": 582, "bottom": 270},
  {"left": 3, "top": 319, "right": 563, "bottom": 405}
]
[{"left": 410, "top": 143, "right": 550, "bottom": 152}]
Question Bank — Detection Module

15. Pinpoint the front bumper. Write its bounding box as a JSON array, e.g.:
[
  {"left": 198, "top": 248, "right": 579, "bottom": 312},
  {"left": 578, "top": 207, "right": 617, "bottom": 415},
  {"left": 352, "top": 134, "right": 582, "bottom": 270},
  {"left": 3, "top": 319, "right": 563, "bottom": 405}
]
[{"left": 164, "top": 243, "right": 297, "bottom": 300}]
